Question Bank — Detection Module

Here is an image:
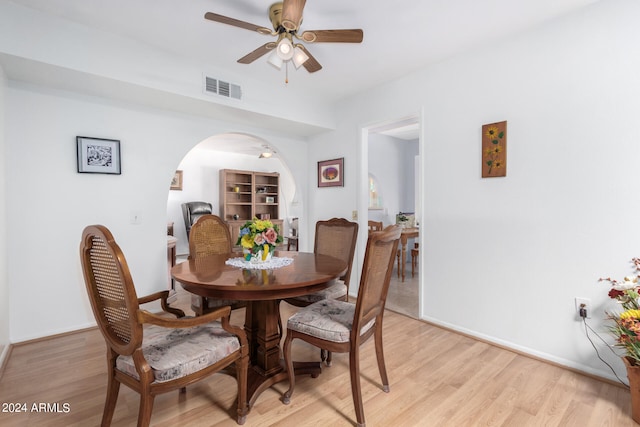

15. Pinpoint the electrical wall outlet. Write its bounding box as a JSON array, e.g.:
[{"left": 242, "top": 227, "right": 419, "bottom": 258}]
[{"left": 575, "top": 297, "right": 591, "bottom": 319}]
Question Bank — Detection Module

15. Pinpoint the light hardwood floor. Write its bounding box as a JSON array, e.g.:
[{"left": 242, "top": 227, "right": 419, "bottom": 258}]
[
  {"left": 0, "top": 287, "right": 635, "bottom": 427},
  {"left": 386, "top": 259, "right": 419, "bottom": 319}
]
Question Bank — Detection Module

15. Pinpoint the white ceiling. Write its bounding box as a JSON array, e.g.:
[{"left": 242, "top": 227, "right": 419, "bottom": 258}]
[
  {"left": 7, "top": 0, "right": 598, "bottom": 108},
  {"left": 2, "top": 0, "right": 600, "bottom": 144}
]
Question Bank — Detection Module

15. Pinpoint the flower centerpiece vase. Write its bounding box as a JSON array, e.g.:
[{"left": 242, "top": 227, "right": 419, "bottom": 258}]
[
  {"left": 237, "top": 218, "right": 283, "bottom": 264},
  {"left": 624, "top": 357, "right": 640, "bottom": 424},
  {"left": 244, "top": 247, "right": 273, "bottom": 263}
]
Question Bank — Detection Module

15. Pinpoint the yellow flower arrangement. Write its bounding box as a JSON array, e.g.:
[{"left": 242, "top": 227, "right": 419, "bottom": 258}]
[{"left": 236, "top": 218, "right": 283, "bottom": 261}]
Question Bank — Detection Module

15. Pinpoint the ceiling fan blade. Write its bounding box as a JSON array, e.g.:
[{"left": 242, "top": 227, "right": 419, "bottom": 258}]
[
  {"left": 300, "top": 29, "right": 364, "bottom": 43},
  {"left": 281, "top": 0, "right": 306, "bottom": 31},
  {"left": 298, "top": 46, "right": 322, "bottom": 73},
  {"left": 205, "top": 12, "right": 272, "bottom": 35},
  {"left": 237, "top": 42, "right": 276, "bottom": 64}
]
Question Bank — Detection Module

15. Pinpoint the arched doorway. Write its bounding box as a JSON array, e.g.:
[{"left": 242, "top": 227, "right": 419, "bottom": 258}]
[{"left": 166, "top": 132, "right": 300, "bottom": 258}]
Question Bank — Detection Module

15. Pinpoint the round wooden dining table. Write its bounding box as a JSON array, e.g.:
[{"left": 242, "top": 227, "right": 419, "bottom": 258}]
[{"left": 171, "top": 251, "right": 347, "bottom": 408}]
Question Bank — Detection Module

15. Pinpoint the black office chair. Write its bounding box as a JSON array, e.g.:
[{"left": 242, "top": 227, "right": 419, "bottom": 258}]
[{"left": 181, "top": 201, "right": 213, "bottom": 240}]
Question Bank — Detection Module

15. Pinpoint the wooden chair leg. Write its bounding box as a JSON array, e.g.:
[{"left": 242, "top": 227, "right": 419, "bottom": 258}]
[
  {"left": 396, "top": 250, "right": 401, "bottom": 278},
  {"left": 374, "top": 324, "right": 390, "bottom": 393},
  {"left": 349, "top": 348, "right": 366, "bottom": 427},
  {"left": 235, "top": 354, "right": 249, "bottom": 425},
  {"left": 411, "top": 253, "right": 416, "bottom": 278},
  {"left": 321, "top": 349, "right": 333, "bottom": 366},
  {"left": 137, "top": 394, "right": 155, "bottom": 427},
  {"left": 282, "top": 333, "right": 295, "bottom": 405},
  {"left": 277, "top": 312, "right": 283, "bottom": 337},
  {"left": 197, "top": 296, "right": 207, "bottom": 316},
  {"left": 102, "top": 371, "right": 120, "bottom": 427}
]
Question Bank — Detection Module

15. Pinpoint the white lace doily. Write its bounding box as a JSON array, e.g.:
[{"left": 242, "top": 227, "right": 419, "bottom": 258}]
[{"left": 225, "top": 256, "right": 294, "bottom": 270}]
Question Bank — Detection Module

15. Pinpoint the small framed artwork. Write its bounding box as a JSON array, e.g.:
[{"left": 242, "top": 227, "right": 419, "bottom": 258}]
[
  {"left": 170, "top": 170, "right": 183, "bottom": 191},
  {"left": 318, "top": 157, "right": 344, "bottom": 187},
  {"left": 482, "top": 121, "right": 507, "bottom": 178},
  {"left": 76, "top": 136, "right": 121, "bottom": 174},
  {"left": 265, "top": 196, "right": 275, "bottom": 203}
]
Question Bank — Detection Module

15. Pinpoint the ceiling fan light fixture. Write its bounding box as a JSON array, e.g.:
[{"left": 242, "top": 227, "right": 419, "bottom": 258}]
[
  {"left": 292, "top": 46, "right": 309, "bottom": 69},
  {"left": 276, "top": 38, "right": 294, "bottom": 61},
  {"left": 259, "top": 144, "right": 275, "bottom": 159},
  {"left": 267, "top": 50, "right": 283, "bottom": 69}
]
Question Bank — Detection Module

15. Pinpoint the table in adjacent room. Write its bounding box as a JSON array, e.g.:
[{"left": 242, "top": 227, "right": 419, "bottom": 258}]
[{"left": 399, "top": 227, "right": 419, "bottom": 282}]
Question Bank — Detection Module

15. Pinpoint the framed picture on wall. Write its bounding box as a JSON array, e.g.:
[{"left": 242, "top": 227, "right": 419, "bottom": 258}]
[
  {"left": 317, "top": 157, "right": 344, "bottom": 187},
  {"left": 170, "top": 170, "right": 183, "bottom": 190},
  {"left": 481, "top": 121, "right": 507, "bottom": 178},
  {"left": 76, "top": 136, "right": 121, "bottom": 174}
]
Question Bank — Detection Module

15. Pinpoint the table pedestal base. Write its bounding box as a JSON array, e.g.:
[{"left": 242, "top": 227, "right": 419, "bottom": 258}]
[
  {"left": 247, "top": 360, "right": 322, "bottom": 408},
  {"left": 244, "top": 299, "right": 323, "bottom": 408}
]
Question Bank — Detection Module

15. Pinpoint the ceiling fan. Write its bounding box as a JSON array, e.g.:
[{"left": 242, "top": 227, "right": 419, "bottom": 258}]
[{"left": 204, "top": 0, "right": 364, "bottom": 73}]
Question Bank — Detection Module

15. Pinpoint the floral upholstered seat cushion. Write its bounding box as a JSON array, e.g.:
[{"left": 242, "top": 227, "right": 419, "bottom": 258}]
[
  {"left": 288, "top": 281, "right": 347, "bottom": 303},
  {"left": 287, "top": 299, "right": 375, "bottom": 343},
  {"left": 116, "top": 322, "right": 240, "bottom": 383}
]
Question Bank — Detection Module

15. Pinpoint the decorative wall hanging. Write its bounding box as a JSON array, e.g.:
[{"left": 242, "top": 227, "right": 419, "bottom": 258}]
[
  {"left": 317, "top": 157, "right": 344, "bottom": 187},
  {"left": 482, "top": 121, "right": 507, "bottom": 178},
  {"left": 76, "top": 136, "right": 121, "bottom": 174},
  {"left": 170, "top": 170, "right": 183, "bottom": 190}
]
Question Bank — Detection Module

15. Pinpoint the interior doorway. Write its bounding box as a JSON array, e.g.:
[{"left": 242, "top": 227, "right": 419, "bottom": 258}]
[{"left": 359, "top": 115, "right": 421, "bottom": 319}]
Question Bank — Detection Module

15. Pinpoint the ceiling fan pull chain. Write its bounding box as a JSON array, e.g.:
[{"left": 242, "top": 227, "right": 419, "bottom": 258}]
[{"left": 285, "top": 61, "right": 289, "bottom": 85}]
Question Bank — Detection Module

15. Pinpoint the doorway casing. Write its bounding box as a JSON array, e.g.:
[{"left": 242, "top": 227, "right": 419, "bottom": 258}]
[{"left": 356, "top": 111, "right": 424, "bottom": 319}]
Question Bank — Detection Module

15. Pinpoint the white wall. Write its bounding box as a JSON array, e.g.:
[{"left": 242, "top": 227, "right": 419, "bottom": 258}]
[
  {"left": 0, "top": 64, "right": 9, "bottom": 358},
  {"left": 167, "top": 146, "right": 301, "bottom": 256},
  {"left": 6, "top": 81, "right": 309, "bottom": 342},
  {"left": 308, "top": 0, "right": 640, "bottom": 381}
]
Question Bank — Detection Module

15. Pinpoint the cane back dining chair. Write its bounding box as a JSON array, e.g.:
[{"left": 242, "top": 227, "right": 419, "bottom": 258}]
[
  {"left": 284, "top": 218, "right": 359, "bottom": 307},
  {"left": 188, "top": 214, "right": 247, "bottom": 315},
  {"left": 80, "top": 225, "right": 249, "bottom": 426},
  {"left": 370, "top": 220, "right": 404, "bottom": 279},
  {"left": 281, "top": 225, "right": 402, "bottom": 427},
  {"left": 282, "top": 217, "right": 359, "bottom": 365},
  {"left": 367, "top": 220, "right": 383, "bottom": 234}
]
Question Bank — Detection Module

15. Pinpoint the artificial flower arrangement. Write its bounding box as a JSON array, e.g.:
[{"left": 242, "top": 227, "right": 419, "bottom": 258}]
[
  {"left": 236, "top": 217, "right": 283, "bottom": 262},
  {"left": 601, "top": 258, "right": 640, "bottom": 365}
]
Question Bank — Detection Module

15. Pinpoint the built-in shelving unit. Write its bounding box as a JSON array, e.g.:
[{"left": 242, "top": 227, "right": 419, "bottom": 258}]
[{"left": 219, "top": 169, "right": 282, "bottom": 246}]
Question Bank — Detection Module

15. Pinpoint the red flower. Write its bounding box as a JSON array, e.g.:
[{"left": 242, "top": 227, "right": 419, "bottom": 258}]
[{"left": 609, "top": 288, "right": 625, "bottom": 299}]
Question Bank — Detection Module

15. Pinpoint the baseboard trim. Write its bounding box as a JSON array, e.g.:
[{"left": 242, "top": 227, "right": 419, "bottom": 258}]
[
  {"left": 0, "top": 343, "right": 12, "bottom": 382},
  {"left": 11, "top": 325, "right": 99, "bottom": 347},
  {"left": 418, "top": 315, "right": 626, "bottom": 389}
]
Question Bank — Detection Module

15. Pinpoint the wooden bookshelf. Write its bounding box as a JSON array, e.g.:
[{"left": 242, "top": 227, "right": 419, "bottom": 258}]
[{"left": 219, "top": 169, "right": 282, "bottom": 246}]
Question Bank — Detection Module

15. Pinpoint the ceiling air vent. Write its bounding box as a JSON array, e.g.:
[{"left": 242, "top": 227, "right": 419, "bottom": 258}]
[{"left": 204, "top": 76, "right": 242, "bottom": 100}]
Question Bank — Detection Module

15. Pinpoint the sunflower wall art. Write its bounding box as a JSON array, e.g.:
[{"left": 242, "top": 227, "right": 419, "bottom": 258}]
[{"left": 482, "top": 121, "right": 507, "bottom": 178}]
